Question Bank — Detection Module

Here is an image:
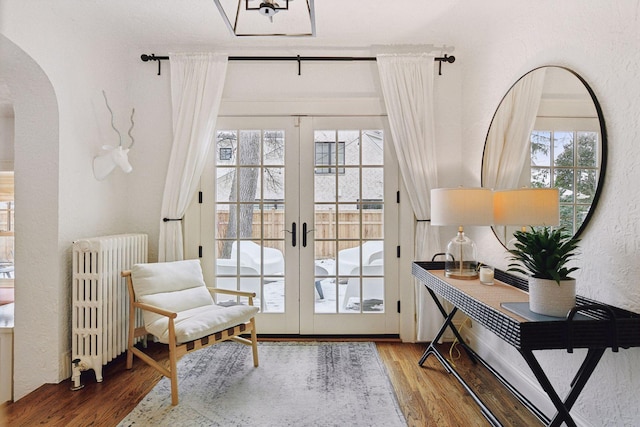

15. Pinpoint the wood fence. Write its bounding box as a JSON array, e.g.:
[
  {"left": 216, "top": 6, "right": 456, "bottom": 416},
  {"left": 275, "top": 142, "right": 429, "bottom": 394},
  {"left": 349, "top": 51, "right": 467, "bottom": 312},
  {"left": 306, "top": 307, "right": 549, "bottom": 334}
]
[{"left": 216, "top": 209, "right": 383, "bottom": 258}]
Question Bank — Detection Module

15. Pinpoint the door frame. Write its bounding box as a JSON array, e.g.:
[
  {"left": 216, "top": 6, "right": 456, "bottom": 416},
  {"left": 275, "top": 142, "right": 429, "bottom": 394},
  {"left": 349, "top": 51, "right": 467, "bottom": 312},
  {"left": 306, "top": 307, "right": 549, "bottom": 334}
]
[
  {"left": 184, "top": 99, "right": 417, "bottom": 341},
  {"left": 298, "top": 116, "right": 400, "bottom": 335}
]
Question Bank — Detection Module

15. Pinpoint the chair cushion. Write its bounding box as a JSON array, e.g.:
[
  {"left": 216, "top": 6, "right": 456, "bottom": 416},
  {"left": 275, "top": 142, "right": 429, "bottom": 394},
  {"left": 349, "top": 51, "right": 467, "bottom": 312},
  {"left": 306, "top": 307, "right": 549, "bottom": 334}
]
[
  {"left": 131, "top": 259, "right": 258, "bottom": 344},
  {"left": 131, "top": 260, "right": 215, "bottom": 327},
  {"left": 147, "top": 303, "right": 259, "bottom": 344},
  {"left": 131, "top": 259, "right": 209, "bottom": 297}
]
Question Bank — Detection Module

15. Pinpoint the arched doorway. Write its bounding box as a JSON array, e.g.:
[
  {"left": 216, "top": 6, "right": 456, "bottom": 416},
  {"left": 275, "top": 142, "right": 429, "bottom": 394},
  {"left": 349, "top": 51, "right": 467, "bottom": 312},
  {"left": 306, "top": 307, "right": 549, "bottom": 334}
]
[{"left": 0, "top": 34, "right": 60, "bottom": 401}]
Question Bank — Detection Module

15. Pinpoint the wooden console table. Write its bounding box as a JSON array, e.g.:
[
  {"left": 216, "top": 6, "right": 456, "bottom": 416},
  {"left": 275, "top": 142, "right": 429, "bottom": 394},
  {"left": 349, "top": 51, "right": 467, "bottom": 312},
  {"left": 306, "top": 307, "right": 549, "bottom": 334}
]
[{"left": 413, "top": 261, "right": 640, "bottom": 427}]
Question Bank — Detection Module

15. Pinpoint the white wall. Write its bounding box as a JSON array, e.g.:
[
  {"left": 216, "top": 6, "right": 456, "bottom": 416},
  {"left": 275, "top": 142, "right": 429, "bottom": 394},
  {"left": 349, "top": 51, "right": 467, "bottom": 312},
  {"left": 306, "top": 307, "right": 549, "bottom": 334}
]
[
  {"left": 0, "top": 33, "right": 61, "bottom": 400},
  {"left": 1, "top": 10, "right": 138, "bottom": 398},
  {"left": 452, "top": 2, "right": 640, "bottom": 426}
]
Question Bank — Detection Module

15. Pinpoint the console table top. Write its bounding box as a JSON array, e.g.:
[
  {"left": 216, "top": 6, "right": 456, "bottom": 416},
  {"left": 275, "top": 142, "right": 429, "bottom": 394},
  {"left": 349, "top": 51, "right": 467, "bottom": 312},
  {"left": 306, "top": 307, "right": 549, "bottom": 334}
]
[{"left": 413, "top": 261, "right": 640, "bottom": 351}]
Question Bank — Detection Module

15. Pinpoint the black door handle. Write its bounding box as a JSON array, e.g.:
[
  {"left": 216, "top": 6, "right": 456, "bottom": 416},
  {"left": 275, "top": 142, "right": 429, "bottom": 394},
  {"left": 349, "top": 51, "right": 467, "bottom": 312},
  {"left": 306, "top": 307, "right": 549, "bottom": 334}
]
[
  {"left": 291, "top": 222, "right": 297, "bottom": 247},
  {"left": 303, "top": 222, "right": 307, "bottom": 247}
]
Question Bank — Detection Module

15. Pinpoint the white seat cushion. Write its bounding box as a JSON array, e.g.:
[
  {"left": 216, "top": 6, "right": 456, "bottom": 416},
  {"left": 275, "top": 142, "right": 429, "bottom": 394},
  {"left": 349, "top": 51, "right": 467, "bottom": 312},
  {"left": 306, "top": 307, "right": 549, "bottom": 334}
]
[
  {"left": 131, "top": 259, "right": 258, "bottom": 344},
  {"left": 132, "top": 260, "right": 214, "bottom": 327},
  {"left": 132, "top": 259, "right": 209, "bottom": 297},
  {"left": 147, "top": 303, "right": 259, "bottom": 344}
]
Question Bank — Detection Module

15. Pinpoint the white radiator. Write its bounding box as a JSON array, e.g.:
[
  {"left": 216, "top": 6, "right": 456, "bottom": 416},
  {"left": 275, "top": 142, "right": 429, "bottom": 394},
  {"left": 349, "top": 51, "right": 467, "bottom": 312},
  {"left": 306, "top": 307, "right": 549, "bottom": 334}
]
[{"left": 71, "top": 233, "right": 147, "bottom": 387}]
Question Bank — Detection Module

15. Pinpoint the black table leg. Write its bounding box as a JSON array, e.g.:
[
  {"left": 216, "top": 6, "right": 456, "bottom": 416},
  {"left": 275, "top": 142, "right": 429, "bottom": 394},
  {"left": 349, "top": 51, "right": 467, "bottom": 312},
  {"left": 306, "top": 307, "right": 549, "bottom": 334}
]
[
  {"left": 421, "top": 287, "right": 477, "bottom": 363},
  {"left": 418, "top": 305, "right": 457, "bottom": 366},
  {"left": 417, "top": 302, "right": 502, "bottom": 426},
  {"left": 519, "top": 348, "right": 605, "bottom": 427}
]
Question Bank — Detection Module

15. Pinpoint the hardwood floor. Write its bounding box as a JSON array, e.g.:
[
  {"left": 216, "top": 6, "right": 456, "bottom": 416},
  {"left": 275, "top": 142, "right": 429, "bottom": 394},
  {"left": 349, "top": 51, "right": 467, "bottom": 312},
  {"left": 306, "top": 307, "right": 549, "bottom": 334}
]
[
  {"left": 1, "top": 340, "right": 542, "bottom": 427},
  {"left": 377, "top": 342, "right": 542, "bottom": 427}
]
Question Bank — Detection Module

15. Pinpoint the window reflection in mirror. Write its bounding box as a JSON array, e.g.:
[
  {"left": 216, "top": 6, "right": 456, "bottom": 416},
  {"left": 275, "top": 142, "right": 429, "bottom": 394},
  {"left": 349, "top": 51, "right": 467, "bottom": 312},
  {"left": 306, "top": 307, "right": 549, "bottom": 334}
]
[{"left": 482, "top": 67, "right": 606, "bottom": 247}]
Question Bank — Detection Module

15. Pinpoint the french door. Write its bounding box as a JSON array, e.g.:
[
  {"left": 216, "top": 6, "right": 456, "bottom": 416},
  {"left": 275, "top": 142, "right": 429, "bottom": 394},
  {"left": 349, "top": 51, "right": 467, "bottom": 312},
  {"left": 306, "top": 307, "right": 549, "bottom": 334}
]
[{"left": 187, "top": 116, "right": 400, "bottom": 335}]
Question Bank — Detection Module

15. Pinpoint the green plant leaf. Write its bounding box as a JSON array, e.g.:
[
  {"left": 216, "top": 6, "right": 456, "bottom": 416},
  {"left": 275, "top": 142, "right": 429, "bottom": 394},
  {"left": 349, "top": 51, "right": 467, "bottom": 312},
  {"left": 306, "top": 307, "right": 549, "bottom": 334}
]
[{"left": 506, "top": 226, "right": 580, "bottom": 284}]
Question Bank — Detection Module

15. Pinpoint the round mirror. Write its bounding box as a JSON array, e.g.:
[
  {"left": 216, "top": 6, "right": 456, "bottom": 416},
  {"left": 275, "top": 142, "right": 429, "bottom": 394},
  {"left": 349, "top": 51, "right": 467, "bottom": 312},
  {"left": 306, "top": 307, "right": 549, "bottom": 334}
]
[{"left": 482, "top": 66, "right": 607, "bottom": 247}]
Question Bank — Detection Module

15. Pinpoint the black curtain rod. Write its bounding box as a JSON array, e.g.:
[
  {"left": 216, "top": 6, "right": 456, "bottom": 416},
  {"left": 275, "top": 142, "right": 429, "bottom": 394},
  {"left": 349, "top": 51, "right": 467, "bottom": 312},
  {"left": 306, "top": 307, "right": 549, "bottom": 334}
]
[{"left": 140, "top": 53, "right": 455, "bottom": 76}]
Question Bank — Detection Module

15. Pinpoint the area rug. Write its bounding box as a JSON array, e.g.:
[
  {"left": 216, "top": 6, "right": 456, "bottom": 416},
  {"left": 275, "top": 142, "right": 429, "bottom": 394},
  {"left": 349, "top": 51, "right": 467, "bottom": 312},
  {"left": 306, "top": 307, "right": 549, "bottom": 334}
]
[{"left": 118, "top": 341, "right": 406, "bottom": 427}]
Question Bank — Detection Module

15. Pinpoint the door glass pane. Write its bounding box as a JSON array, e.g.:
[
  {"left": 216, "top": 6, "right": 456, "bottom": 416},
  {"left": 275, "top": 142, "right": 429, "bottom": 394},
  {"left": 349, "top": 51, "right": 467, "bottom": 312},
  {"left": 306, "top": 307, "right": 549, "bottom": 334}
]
[
  {"left": 314, "top": 173, "right": 336, "bottom": 202},
  {"left": 363, "top": 205, "right": 383, "bottom": 240},
  {"left": 362, "top": 168, "right": 383, "bottom": 200},
  {"left": 215, "top": 204, "right": 233, "bottom": 239},
  {"left": 337, "top": 204, "right": 360, "bottom": 242},
  {"left": 314, "top": 240, "right": 336, "bottom": 313},
  {"left": 264, "top": 130, "right": 284, "bottom": 165},
  {"left": 239, "top": 130, "right": 261, "bottom": 165},
  {"left": 216, "top": 131, "right": 237, "bottom": 166},
  {"left": 362, "top": 130, "right": 384, "bottom": 165},
  {"left": 214, "top": 129, "right": 286, "bottom": 313},
  {"left": 340, "top": 130, "right": 359, "bottom": 166},
  {"left": 338, "top": 169, "right": 359, "bottom": 202},
  {"left": 314, "top": 128, "right": 385, "bottom": 314},
  {"left": 216, "top": 168, "right": 235, "bottom": 202},
  {"left": 315, "top": 208, "right": 337, "bottom": 240}
]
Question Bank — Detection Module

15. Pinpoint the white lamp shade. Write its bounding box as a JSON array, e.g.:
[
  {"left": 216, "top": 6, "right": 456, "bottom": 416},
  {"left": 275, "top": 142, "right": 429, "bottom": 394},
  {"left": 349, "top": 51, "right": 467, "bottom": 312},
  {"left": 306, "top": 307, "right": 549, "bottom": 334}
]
[
  {"left": 493, "top": 188, "right": 559, "bottom": 226},
  {"left": 431, "top": 187, "right": 494, "bottom": 226}
]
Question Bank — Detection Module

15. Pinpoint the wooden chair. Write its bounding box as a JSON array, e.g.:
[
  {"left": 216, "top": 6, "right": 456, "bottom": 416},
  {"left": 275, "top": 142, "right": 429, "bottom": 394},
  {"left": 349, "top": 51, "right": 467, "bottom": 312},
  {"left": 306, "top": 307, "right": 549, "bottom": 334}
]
[{"left": 122, "top": 259, "right": 259, "bottom": 405}]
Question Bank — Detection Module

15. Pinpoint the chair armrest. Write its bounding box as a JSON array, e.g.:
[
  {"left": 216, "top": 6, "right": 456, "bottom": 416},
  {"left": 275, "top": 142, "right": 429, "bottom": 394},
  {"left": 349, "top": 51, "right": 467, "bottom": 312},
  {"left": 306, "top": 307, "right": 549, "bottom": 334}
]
[
  {"left": 207, "top": 287, "right": 256, "bottom": 298},
  {"left": 133, "top": 301, "right": 178, "bottom": 319}
]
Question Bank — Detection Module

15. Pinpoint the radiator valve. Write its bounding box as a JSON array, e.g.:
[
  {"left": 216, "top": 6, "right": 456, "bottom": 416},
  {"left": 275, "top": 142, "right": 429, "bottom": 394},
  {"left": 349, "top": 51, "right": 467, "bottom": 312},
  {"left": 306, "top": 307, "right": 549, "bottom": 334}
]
[{"left": 70, "top": 358, "right": 85, "bottom": 391}]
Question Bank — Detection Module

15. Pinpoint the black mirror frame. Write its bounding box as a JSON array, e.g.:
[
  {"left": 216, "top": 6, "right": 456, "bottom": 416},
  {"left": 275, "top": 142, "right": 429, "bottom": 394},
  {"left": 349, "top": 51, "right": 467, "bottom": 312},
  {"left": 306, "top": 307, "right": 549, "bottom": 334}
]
[{"left": 481, "top": 65, "right": 607, "bottom": 246}]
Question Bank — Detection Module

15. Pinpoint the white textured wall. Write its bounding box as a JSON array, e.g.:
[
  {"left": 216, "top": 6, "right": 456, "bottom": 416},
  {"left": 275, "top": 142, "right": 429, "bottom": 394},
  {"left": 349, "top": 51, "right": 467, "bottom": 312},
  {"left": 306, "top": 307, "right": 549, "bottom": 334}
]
[
  {"left": 0, "top": 34, "right": 60, "bottom": 400},
  {"left": 452, "top": 2, "right": 640, "bottom": 426},
  {"left": 1, "top": 6, "right": 135, "bottom": 399}
]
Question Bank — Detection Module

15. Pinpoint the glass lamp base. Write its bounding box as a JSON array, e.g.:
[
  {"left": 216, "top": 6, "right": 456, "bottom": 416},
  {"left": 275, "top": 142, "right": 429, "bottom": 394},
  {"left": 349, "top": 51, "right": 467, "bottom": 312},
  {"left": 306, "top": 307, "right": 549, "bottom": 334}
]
[
  {"left": 444, "top": 267, "right": 479, "bottom": 280},
  {"left": 444, "top": 228, "right": 479, "bottom": 280}
]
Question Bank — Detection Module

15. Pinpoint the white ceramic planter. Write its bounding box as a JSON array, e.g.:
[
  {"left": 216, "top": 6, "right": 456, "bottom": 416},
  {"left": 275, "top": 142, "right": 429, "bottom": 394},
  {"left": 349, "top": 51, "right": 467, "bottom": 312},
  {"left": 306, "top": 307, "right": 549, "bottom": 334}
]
[{"left": 528, "top": 277, "right": 576, "bottom": 317}]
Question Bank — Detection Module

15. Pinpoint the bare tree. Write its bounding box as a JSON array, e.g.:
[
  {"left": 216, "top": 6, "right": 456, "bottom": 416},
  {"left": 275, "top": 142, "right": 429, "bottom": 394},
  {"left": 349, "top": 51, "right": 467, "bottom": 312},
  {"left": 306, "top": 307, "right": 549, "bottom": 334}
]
[{"left": 218, "top": 130, "right": 284, "bottom": 258}]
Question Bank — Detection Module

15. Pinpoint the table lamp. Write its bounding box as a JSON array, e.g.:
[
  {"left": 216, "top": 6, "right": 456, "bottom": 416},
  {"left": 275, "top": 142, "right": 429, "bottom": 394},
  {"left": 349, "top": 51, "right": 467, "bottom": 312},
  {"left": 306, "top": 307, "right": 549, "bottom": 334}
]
[
  {"left": 493, "top": 188, "right": 560, "bottom": 247},
  {"left": 431, "top": 187, "right": 494, "bottom": 279}
]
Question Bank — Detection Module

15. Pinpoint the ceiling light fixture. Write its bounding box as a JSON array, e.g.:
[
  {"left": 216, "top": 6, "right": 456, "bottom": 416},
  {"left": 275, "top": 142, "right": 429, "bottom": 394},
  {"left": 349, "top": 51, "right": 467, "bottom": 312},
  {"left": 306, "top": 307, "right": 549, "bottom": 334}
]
[
  {"left": 253, "top": 0, "right": 284, "bottom": 21},
  {"left": 213, "top": 0, "right": 316, "bottom": 37}
]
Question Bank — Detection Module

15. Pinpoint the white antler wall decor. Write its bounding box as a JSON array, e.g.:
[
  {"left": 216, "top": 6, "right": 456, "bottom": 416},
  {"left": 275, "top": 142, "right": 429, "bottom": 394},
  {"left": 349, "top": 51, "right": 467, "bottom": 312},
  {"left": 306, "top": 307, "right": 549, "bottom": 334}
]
[{"left": 93, "top": 91, "right": 136, "bottom": 180}]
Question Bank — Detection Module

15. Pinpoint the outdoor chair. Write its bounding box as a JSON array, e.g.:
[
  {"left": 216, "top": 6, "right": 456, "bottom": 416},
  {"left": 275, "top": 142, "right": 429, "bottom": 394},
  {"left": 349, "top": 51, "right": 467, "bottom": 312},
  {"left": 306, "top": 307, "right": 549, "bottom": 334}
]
[
  {"left": 231, "top": 240, "right": 284, "bottom": 276},
  {"left": 122, "top": 259, "right": 259, "bottom": 405},
  {"left": 342, "top": 264, "right": 385, "bottom": 311},
  {"left": 314, "top": 264, "right": 328, "bottom": 299},
  {"left": 337, "top": 240, "right": 383, "bottom": 276},
  {"left": 215, "top": 258, "right": 263, "bottom": 307}
]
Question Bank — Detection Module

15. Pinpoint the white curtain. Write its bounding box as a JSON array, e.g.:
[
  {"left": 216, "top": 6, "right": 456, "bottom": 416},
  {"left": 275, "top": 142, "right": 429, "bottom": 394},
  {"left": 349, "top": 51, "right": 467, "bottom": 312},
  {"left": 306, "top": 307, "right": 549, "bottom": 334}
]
[
  {"left": 377, "top": 54, "right": 442, "bottom": 341},
  {"left": 482, "top": 68, "right": 547, "bottom": 190},
  {"left": 158, "top": 53, "right": 228, "bottom": 262},
  {"left": 482, "top": 69, "right": 546, "bottom": 241}
]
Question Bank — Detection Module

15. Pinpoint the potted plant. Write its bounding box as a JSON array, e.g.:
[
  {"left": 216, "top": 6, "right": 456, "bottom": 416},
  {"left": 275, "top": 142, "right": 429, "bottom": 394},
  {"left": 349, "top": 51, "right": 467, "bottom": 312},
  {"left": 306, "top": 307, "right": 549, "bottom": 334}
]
[{"left": 507, "top": 226, "right": 580, "bottom": 317}]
